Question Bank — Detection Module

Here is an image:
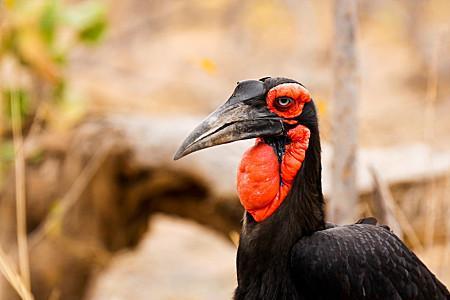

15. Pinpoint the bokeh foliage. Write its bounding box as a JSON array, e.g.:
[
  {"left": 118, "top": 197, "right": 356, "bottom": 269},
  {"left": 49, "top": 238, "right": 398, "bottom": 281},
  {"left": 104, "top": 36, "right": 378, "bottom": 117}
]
[{"left": 0, "top": 0, "right": 107, "bottom": 179}]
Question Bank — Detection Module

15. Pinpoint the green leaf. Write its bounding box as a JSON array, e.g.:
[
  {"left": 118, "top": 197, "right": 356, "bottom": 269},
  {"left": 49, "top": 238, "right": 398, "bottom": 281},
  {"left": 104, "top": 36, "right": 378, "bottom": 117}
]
[
  {"left": 0, "top": 140, "right": 14, "bottom": 184},
  {"left": 62, "top": 1, "right": 107, "bottom": 43},
  {"left": 79, "top": 18, "right": 106, "bottom": 43},
  {"left": 1, "top": 30, "right": 16, "bottom": 54},
  {"left": 53, "top": 80, "right": 66, "bottom": 103},
  {"left": 3, "top": 89, "right": 30, "bottom": 120},
  {"left": 28, "top": 148, "right": 45, "bottom": 165},
  {"left": 0, "top": 141, "right": 15, "bottom": 163},
  {"left": 39, "top": 0, "right": 61, "bottom": 45}
]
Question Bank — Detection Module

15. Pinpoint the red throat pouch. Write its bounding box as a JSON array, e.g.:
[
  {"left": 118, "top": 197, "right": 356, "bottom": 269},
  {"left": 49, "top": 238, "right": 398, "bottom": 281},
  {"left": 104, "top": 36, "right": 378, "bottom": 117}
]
[{"left": 237, "top": 125, "right": 310, "bottom": 222}]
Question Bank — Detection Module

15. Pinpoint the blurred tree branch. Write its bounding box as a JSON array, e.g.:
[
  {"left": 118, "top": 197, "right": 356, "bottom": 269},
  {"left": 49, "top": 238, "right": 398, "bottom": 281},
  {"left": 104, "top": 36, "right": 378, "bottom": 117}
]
[{"left": 329, "top": 0, "right": 360, "bottom": 223}]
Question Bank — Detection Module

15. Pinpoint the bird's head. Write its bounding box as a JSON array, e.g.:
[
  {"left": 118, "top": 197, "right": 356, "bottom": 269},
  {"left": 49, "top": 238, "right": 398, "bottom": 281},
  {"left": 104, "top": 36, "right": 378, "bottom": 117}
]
[
  {"left": 174, "top": 77, "right": 315, "bottom": 160},
  {"left": 174, "top": 77, "right": 318, "bottom": 222}
]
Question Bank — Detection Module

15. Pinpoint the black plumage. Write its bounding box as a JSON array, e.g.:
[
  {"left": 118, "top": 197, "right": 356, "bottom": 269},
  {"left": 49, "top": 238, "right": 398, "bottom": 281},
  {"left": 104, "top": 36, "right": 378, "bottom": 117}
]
[
  {"left": 233, "top": 78, "right": 449, "bottom": 300},
  {"left": 291, "top": 224, "right": 449, "bottom": 300},
  {"left": 175, "top": 77, "right": 450, "bottom": 300}
]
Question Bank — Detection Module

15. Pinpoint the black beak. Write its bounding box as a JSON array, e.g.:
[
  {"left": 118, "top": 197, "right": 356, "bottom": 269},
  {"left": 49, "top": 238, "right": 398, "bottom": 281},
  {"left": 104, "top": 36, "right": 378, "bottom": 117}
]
[{"left": 174, "top": 101, "right": 284, "bottom": 160}]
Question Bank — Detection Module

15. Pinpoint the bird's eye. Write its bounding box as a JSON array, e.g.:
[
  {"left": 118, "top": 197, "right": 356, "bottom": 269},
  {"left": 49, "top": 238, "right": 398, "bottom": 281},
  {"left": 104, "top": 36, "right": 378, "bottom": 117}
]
[{"left": 274, "top": 97, "right": 293, "bottom": 110}]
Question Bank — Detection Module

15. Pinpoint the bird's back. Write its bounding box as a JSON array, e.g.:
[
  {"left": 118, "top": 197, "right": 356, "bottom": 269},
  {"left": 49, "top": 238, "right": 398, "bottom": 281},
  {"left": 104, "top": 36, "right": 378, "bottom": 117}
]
[{"left": 290, "top": 223, "right": 450, "bottom": 300}]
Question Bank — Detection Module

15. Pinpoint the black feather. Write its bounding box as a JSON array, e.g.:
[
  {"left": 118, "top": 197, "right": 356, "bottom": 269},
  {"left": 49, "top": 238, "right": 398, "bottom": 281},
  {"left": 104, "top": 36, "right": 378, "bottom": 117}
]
[{"left": 233, "top": 78, "right": 450, "bottom": 300}]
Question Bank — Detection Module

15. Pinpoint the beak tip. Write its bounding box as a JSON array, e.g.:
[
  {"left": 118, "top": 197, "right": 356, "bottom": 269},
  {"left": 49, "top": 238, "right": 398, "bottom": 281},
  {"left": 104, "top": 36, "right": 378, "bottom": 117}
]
[
  {"left": 173, "top": 144, "right": 192, "bottom": 160},
  {"left": 173, "top": 150, "right": 184, "bottom": 161}
]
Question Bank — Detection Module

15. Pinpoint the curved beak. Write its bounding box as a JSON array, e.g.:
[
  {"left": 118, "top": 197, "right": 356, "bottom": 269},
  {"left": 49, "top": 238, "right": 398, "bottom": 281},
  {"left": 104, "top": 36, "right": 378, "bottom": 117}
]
[{"left": 174, "top": 102, "right": 284, "bottom": 160}]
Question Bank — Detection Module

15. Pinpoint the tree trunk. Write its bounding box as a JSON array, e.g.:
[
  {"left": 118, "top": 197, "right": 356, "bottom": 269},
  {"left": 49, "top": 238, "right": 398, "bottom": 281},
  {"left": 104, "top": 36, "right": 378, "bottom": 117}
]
[{"left": 329, "top": 0, "right": 360, "bottom": 224}]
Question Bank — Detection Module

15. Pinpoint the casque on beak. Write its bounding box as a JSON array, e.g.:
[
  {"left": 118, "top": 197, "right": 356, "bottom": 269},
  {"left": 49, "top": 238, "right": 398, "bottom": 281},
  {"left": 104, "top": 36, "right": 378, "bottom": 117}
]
[{"left": 174, "top": 80, "right": 285, "bottom": 160}]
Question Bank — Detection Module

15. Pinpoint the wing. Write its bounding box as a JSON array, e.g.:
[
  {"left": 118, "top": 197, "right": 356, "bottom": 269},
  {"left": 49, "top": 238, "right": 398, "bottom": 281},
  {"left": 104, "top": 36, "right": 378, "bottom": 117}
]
[{"left": 290, "top": 224, "right": 450, "bottom": 300}]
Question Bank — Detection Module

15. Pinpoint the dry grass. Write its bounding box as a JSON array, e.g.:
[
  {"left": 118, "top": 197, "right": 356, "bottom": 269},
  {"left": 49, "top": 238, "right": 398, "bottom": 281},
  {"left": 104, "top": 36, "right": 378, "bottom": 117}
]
[
  {"left": 369, "top": 167, "right": 424, "bottom": 252},
  {"left": 29, "top": 140, "right": 113, "bottom": 248},
  {"left": 422, "top": 30, "right": 443, "bottom": 249},
  {"left": 0, "top": 89, "right": 34, "bottom": 300},
  {"left": 11, "top": 88, "right": 31, "bottom": 292},
  {"left": 0, "top": 246, "right": 33, "bottom": 300},
  {"left": 421, "top": 30, "right": 450, "bottom": 281}
]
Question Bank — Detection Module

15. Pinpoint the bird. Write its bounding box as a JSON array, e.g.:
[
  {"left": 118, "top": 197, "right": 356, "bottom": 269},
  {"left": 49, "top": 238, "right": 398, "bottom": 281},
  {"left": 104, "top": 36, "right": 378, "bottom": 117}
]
[{"left": 174, "top": 77, "right": 450, "bottom": 300}]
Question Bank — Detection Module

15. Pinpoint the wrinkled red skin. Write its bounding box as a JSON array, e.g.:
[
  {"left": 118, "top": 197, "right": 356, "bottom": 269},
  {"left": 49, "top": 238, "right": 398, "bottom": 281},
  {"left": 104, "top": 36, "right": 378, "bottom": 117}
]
[
  {"left": 237, "top": 126, "right": 310, "bottom": 221},
  {"left": 237, "top": 83, "right": 312, "bottom": 222}
]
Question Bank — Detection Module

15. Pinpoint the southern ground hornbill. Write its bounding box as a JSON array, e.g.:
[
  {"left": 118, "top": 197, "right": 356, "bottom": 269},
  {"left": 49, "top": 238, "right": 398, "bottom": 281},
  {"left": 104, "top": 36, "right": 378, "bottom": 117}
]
[{"left": 174, "top": 77, "right": 450, "bottom": 300}]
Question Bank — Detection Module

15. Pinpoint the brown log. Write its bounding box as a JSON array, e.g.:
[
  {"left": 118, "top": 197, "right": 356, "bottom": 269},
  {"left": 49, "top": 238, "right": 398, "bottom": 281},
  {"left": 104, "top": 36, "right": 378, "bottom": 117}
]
[{"left": 0, "top": 117, "right": 243, "bottom": 300}]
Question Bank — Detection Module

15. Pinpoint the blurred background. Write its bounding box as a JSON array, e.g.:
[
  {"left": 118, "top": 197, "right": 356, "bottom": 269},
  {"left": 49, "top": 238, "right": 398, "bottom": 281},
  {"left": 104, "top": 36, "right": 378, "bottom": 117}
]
[{"left": 0, "top": 0, "right": 449, "bottom": 299}]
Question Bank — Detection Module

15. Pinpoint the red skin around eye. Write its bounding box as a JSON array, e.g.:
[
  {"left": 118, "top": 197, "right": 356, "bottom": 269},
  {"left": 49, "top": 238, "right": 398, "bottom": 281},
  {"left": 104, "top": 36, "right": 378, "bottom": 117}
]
[
  {"left": 267, "top": 83, "right": 312, "bottom": 119},
  {"left": 237, "top": 125, "right": 310, "bottom": 222}
]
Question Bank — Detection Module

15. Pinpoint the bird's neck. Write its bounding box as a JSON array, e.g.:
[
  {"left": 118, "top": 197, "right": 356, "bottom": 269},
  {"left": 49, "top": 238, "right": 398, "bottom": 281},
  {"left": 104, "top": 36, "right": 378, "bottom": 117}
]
[
  {"left": 235, "top": 124, "right": 325, "bottom": 299},
  {"left": 240, "top": 123, "right": 325, "bottom": 232}
]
